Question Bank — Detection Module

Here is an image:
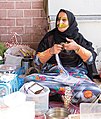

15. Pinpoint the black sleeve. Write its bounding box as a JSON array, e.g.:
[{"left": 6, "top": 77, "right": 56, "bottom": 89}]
[
  {"left": 36, "top": 30, "right": 55, "bottom": 53},
  {"left": 36, "top": 34, "right": 49, "bottom": 53},
  {"left": 76, "top": 33, "right": 97, "bottom": 61}
]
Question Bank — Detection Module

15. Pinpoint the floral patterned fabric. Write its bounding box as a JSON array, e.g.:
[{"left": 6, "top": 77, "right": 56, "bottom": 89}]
[{"left": 25, "top": 54, "right": 101, "bottom": 104}]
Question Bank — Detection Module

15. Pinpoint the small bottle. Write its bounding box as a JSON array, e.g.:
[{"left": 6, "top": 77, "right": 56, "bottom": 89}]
[
  {"left": 21, "top": 56, "right": 33, "bottom": 72},
  {"left": 64, "top": 86, "right": 72, "bottom": 108}
]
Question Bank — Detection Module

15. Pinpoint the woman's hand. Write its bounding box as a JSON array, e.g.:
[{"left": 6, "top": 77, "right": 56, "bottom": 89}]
[
  {"left": 50, "top": 44, "right": 63, "bottom": 54},
  {"left": 63, "top": 38, "right": 80, "bottom": 51}
]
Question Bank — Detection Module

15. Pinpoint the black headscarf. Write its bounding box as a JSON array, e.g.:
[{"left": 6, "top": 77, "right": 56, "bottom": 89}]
[{"left": 54, "top": 9, "right": 79, "bottom": 44}]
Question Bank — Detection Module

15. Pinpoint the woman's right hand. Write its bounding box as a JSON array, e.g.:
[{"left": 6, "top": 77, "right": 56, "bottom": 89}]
[{"left": 50, "top": 44, "right": 63, "bottom": 55}]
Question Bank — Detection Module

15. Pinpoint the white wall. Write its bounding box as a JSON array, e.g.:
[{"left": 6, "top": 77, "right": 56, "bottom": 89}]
[
  {"left": 77, "top": 20, "right": 101, "bottom": 47},
  {"left": 48, "top": 0, "right": 101, "bottom": 15}
]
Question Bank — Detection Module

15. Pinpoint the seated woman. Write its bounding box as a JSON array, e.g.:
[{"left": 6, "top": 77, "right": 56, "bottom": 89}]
[{"left": 32, "top": 9, "right": 100, "bottom": 104}]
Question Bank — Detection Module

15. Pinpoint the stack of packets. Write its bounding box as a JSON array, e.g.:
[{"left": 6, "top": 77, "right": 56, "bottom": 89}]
[{"left": 0, "top": 91, "right": 35, "bottom": 119}]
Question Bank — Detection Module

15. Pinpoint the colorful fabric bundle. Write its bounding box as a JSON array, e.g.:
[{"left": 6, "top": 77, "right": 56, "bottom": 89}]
[{"left": 25, "top": 54, "right": 101, "bottom": 104}]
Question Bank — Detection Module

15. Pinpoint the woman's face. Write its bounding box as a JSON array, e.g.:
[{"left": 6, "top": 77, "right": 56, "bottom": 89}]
[{"left": 57, "top": 12, "right": 69, "bottom": 32}]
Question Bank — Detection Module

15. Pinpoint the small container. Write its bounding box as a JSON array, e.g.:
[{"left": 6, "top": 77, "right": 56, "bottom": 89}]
[
  {"left": 21, "top": 57, "right": 33, "bottom": 72},
  {"left": 63, "top": 87, "right": 72, "bottom": 108},
  {"left": 45, "top": 107, "right": 70, "bottom": 119},
  {"left": 25, "top": 86, "right": 50, "bottom": 113}
]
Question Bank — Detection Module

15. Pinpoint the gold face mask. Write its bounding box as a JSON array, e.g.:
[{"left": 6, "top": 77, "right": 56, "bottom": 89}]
[
  {"left": 57, "top": 17, "right": 69, "bottom": 28},
  {"left": 58, "top": 23, "right": 68, "bottom": 28}
]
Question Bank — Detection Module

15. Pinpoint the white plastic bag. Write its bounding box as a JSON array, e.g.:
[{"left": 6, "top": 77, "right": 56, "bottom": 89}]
[
  {"left": 4, "top": 52, "right": 23, "bottom": 68},
  {"left": 4, "top": 33, "right": 35, "bottom": 68}
]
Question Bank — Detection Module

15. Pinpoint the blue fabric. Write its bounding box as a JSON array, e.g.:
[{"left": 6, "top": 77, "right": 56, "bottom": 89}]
[{"left": 14, "top": 67, "right": 25, "bottom": 89}]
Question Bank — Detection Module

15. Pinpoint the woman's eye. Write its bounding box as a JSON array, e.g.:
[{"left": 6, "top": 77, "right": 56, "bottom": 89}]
[
  {"left": 57, "top": 18, "right": 67, "bottom": 22},
  {"left": 62, "top": 19, "right": 67, "bottom": 22}
]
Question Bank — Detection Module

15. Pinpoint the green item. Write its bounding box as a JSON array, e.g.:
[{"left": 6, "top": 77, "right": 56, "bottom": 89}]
[
  {"left": 0, "top": 42, "right": 7, "bottom": 57},
  {"left": 0, "top": 60, "right": 4, "bottom": 64}
]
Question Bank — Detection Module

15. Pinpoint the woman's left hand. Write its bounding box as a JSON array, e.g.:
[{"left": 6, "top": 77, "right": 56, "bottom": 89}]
[{"left": 63, "top": 38, "right": 80, "bottom": 51}]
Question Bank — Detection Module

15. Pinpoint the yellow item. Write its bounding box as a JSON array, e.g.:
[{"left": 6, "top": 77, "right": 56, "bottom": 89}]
[
  {"left": 58, "top": 23, "right": 68, "bottom": 28},
  {"left": 20, "top": 49, "right": 27, "bottom": 57}
]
